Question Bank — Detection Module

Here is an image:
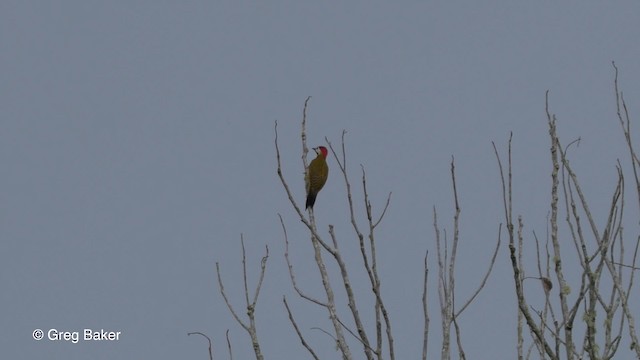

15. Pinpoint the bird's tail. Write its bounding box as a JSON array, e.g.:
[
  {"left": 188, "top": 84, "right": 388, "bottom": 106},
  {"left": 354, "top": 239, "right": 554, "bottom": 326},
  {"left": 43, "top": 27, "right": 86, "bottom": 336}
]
[{"left": 305, "top": 192, "right": 317, "bottom": 210}]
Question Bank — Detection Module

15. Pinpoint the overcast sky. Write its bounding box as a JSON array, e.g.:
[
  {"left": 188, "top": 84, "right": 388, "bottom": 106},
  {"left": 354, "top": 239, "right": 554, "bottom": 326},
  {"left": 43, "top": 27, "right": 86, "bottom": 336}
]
[{"left": 2, "top": 2, "right": 640, "bottom": 359}]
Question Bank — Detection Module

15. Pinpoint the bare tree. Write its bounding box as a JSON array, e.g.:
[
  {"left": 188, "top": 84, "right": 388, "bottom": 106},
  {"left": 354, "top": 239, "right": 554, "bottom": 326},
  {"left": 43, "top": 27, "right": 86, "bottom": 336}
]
[
  {"left": 198, "top": 65, "right": 639, "bottom": 360},
  {"left": 493, "top": 63, "right": 640, "bottom": 359}
]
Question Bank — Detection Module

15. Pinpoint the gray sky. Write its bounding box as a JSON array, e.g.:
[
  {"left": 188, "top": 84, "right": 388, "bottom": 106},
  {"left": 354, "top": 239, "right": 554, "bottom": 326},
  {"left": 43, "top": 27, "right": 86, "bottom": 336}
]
[{"left": 2, "top": 2, "right": 640, "bottom": 359}]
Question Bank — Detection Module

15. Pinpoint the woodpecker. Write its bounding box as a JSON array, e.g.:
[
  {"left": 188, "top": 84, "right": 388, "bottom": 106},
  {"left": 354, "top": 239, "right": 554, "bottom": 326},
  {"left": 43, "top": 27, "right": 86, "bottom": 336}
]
[{"left": 305, "top": 146, "right": 329, "bottom": 210}]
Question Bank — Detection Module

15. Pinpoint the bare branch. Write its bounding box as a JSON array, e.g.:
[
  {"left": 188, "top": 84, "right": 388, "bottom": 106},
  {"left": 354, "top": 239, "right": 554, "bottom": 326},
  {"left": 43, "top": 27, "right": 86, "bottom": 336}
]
[
  {"left": 226, "top": 329, "right": 233, "bottom": 360},
  {"left": 283, "top": 296, "right": 320, "bottom": 360},
  {"left": 241, "top": 236, "right": 249, "bottom": 306},
  {"left": 448, "top": 158, "right": 461, "bottom": 358},
  {"left": 547, "top": 93, "right": 575, "bottom": 360},
  {"left": 613, "top": 62, "right": 640, "bottom": 207},
  {"left": 274, "top": 120, "right": 308, "bottom": 219},
  {"left": 373, "top": 191, "right": 392, "bottom": 229},
  {"left": 311, "top": 327, "right": 338, "bottom": 343},
  {"left": 216, "top": 262, "right": 249, "bottom": 332},
  {"left": 302, "top": 96, "right": 311, "bottom": 160},
  {"left": 335, "top": 316, "right": 378, "bottom": 354},
  {"left": 187, "top": 332, "right": 214, "bottom": 360},
  {"left": 613, "top": 262, "right": 640, "bottom": 271},
  {"left": 252, "top": 245, "right": 269, "bottom": 306},
  {"left": 455, "top": 224, "right": 501, "bottom": 317},
  {"left": 216, "top": 235, "right": 267, "bottom": 360},
  {"left": 327, "top": 224, "right": 375, "bottom": 360},
  {"left": 452, "top": 315, "right": 466, "bottom": 360},
  {"left": 494, "top": 128, "right": 558, "bottom": 360},
  {"left": 361, "top": 164, "right": 395, "bottom": 360},
  {"left": 279, "top": 214, "right": 327, "bottom": 306},
  {"left": 422, "top": 251, "right": 430, "bottom": 360}
]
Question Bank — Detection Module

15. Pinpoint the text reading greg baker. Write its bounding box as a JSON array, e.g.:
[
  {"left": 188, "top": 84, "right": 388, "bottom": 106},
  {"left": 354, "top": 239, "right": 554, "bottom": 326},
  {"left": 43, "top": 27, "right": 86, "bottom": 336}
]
[{"left": 33, "top": 328, "right": 122, "bottom": 344}]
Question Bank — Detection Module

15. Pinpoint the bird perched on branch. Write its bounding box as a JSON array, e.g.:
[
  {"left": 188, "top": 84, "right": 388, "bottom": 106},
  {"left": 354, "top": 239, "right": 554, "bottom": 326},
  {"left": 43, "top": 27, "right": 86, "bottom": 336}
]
[{"left": 305, "top": 146, "right": 329, "bottom": 210}]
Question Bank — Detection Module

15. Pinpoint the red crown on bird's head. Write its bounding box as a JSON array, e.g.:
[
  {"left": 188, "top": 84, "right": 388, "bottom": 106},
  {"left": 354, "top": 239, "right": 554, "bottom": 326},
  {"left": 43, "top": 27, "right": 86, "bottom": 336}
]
[{"left": 315, "top": 146, "right": 328, "bottom": 158}]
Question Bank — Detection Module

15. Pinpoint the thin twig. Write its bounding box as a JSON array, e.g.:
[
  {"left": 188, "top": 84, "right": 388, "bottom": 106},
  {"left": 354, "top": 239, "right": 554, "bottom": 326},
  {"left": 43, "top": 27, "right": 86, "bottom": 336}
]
[
  {"left": 335, "top": 317, "right": 378, "bottom": 354},
  {"left": 226, "top": 329, "right": 233, "bottom": 360},
  {"left": 216, "top": 262, "right": 249, "bottom": 332},
  {"left": 241, "top": 236, "right": 250, "bottom": 306},
  {"left": 612, "top": 262, "right": 640, "bottom": 271},
  {"left": 279, "top": 214, "right": 327, "bottom": 306},
  {"left": 454, "top": 224, "right": 501, "bottom": 317},
  {"left": 187, "top": 332, "right": 214, "bottom": 360},
  {"left": 422, "top": 251, "right": 430, "bottom": 360},
  {"left": 283, "top": 296, "right": 320, "bottom": 360}
]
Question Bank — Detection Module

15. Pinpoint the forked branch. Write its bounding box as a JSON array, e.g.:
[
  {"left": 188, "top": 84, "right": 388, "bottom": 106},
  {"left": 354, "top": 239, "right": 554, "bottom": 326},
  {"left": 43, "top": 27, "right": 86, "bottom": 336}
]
[{"left": 216, "top": 235, "right": 268, "bottom": 360}]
